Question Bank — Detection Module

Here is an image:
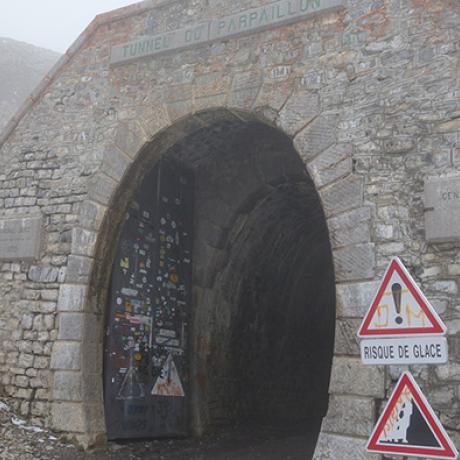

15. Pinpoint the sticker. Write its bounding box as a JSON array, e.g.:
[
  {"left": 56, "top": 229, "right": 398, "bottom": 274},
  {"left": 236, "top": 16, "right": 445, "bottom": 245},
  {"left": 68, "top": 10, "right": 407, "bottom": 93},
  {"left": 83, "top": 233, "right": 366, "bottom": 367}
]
[
  {"left": 121, "top": 288, "right": 138, "bottom": 297},
  {"left": 164, "top": 346, "right": 184, "bottom": 355},
  {"left": 155, "top": 337, "right": 180, "bottom": 347},
  {"left": 159, "top": 329, "right": 176, "bottom": 338},
  {"left": 151, "top": 354, "right": 185, "bottom": 397},
  {"left": 125, "top": 314, "right": 151, "bottom": 325}
]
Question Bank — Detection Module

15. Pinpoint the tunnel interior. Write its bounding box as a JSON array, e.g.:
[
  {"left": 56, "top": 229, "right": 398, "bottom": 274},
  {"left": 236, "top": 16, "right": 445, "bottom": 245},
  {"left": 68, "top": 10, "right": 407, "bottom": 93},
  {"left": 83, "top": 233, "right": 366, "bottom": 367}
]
[{"left": 166, "top": 119, "right": 336, "bottom": 435}]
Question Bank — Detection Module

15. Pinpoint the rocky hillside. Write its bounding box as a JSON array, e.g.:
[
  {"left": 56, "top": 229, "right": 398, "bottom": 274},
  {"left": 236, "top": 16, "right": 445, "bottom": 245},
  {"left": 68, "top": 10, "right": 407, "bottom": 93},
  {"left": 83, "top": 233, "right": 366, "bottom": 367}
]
[{"left": 0, "top": 37, "right": 60, "bottom": 132}]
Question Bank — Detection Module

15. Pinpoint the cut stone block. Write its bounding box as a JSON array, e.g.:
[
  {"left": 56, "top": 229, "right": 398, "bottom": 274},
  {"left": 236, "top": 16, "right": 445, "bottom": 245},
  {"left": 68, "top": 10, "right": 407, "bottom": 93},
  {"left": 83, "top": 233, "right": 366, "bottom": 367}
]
[
  {"left": 57, "top": 285, "right": 87, "bottom": 312},
  {"left": 307, "top": 143, "right": 353, "bottom": 188},
  {"left": 101, "top": 144, "right": 132, "bottom": 181},
  {"left": 322, "top": 394, "right": 375, "bottom": 437},
  {"left": 313, "top": 432, "right": 381, "bottom": 460},
  {"left": 327, "top": 207, "right": 372, "bottom": 249},
  {"left": 51, "top": 402, "right": 86, "bottom": 433},
  {"left": 278, "top": 92, "right": 320, "bottom": 136},
  {"left": 294, "top": 114, "right": 337, "bottom": 160},
  {"left": 329, "top": 357, "right": 385, "bottom": 398},
  {"left": 65, "top": 256, "right": 93, "bottom": 285},
  {"left": 320, "top": 175, "right": 364, "bottom": 217},
  {"left": 50, "top": 342, "right": 81, "bottom": 371},
  {"left": 336, "top": 281, "right": 380, "bottom": 318},
  {"left": 333, "top": 243, "right": 376, "bottom": 282},
  {"left": 58, "top": 313, "right": 85, "bottom": 341},
  {"left": 53, "top": 371, "right": 82, "bottom": 401}
]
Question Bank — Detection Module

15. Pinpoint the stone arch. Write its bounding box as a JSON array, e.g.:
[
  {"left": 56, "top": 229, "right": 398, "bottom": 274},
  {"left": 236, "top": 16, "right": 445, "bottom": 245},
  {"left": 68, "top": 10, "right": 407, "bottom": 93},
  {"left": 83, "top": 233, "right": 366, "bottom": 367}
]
[{"left": 50, "top": 106, "right": 377, "bottom": 451}]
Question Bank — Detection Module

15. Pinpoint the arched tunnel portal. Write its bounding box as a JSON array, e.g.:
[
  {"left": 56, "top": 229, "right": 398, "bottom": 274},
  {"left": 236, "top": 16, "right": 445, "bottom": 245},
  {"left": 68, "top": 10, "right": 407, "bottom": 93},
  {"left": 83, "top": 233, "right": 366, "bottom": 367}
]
[{"left": 99, "top": 115, "right": 336, "bottom": 454}]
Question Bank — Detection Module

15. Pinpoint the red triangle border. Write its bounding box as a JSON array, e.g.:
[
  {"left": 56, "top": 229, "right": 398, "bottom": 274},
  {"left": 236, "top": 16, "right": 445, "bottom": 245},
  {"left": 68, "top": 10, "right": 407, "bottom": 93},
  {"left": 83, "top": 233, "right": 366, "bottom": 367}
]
[
  {"left": 358, "top": 258, "right": 446, "bottom": 337},
  {"left": 367, "top": 372, "right": 458, "bottom": 459}
]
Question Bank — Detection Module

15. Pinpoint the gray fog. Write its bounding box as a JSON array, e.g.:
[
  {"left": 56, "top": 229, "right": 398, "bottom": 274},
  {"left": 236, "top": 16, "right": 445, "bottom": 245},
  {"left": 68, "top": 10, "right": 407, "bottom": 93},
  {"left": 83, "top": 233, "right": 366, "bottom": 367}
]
[{"left": 0, "top": 0, "right": 138, "bottom": 52}]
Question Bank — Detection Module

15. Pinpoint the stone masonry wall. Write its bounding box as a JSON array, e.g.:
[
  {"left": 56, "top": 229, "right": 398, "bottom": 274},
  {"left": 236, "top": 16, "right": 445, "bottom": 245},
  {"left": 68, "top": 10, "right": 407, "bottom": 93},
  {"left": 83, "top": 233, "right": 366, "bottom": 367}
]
[{"left": 0, "top": 0, "right": 457, "bottom": 455}]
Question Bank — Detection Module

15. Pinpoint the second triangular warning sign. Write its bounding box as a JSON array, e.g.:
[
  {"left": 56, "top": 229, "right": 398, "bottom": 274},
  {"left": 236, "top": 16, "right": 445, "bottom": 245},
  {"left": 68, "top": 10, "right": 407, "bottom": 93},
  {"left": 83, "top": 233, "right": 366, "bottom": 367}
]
[
  {"left": 151, "top": 354, "right": 185, "bottom": 397},
  {"left": 367, "top": 372, "right": 458, "bottom": 459},
  {"left": 358, "top": 257, "right": 446, "bottom": 337}
]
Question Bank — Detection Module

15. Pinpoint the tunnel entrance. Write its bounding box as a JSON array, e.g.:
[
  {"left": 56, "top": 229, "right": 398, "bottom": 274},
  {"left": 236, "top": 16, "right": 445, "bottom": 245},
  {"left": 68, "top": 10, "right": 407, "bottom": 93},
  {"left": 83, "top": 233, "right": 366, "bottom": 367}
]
[{"left": 103, "top": 116, "right": 335, "bottom": 452}]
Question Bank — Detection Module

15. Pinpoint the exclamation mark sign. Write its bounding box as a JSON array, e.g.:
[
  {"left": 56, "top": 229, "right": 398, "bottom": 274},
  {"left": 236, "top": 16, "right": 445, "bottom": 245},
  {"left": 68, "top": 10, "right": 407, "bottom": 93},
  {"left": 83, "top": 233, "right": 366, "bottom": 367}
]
[{"left": 392, "top": 283, "right": 403, "bottom": 325}]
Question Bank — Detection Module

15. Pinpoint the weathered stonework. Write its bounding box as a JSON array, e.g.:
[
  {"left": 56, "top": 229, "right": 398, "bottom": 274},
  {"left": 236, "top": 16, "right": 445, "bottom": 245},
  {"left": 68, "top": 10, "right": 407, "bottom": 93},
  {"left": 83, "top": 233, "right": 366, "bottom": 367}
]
[{"left": 0, "top": 0, "right": 458, "bottom": 456}]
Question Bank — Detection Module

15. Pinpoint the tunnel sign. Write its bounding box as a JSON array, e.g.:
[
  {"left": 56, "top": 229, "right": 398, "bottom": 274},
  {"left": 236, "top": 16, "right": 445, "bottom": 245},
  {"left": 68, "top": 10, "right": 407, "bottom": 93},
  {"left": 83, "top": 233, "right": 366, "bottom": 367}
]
[
  {"left": 358, "top": 257, "right": 446, "bottom": 338},
  {"left": 367, "top": 372, "right": 458, "bottom": 459}
]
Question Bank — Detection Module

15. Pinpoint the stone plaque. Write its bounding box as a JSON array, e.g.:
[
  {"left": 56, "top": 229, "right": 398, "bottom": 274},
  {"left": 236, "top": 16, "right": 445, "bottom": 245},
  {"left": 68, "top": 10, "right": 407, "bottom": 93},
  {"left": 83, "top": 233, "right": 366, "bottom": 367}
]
[
  {"left": 0, "top": 216, "right": 42, "bottom": 260},
  {"left": 425, "top": 176, "right": 460, "bottom": 242},
  {"left": 111, "top": 0, "right": 344, "bottom": 65}
]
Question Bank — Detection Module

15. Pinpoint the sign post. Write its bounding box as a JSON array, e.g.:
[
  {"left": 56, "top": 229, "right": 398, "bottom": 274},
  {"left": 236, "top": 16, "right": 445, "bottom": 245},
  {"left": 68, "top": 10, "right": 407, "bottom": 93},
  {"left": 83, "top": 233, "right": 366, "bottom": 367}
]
[{"left": 357, "top": 257, "right": 457, "bottom": 459}]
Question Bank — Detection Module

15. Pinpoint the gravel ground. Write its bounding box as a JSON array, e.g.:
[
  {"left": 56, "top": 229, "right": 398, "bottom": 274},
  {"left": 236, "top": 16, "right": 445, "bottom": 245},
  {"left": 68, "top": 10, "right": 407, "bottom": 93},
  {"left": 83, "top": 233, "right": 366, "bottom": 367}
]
[{"left": 0, "top": 399, "right": 318, "bottom": 459}]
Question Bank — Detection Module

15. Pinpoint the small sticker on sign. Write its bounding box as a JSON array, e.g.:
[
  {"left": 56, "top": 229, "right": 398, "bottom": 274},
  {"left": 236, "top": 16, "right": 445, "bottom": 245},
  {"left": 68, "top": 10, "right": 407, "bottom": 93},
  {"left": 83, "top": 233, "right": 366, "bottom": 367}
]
[{"left": 151, "top": 354, "right": 185, "bottom": 397}]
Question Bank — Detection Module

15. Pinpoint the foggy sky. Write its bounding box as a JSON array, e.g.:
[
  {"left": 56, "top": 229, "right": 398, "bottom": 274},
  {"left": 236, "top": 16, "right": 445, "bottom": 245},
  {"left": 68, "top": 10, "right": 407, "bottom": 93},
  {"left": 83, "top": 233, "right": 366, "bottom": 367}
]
[{"left": 0, "top": 0, "right": 138, "bottom": 53}]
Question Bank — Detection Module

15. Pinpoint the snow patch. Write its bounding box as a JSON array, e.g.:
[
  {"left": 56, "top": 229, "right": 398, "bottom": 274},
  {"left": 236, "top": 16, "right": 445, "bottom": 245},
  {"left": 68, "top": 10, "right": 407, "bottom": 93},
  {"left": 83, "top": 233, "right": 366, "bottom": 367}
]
[{"left": 0, "top": 401, "right": 10, "bottom": 412}]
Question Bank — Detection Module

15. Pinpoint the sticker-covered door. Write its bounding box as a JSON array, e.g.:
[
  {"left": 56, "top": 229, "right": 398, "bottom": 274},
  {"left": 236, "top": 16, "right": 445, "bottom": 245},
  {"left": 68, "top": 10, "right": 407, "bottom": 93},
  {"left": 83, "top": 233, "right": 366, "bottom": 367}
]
[{"left": 104, "top": 158, "right": 193, "bottom": 440}]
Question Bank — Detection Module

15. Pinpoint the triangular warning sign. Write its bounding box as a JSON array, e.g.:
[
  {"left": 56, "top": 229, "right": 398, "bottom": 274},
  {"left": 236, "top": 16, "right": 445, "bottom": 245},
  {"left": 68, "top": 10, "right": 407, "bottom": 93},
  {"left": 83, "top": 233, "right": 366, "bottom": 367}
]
[
  {"left": 151, "top": 354, "right": 185, "bottom": 397},
  {"left": 367, "top": 372, "right": 458, "bottom": 459},
  {"left": 358, "top": 257, "right": 446, "bottom": 337},
  {"left": 116, "top": 366, "right": 145, "bottom": 400}
]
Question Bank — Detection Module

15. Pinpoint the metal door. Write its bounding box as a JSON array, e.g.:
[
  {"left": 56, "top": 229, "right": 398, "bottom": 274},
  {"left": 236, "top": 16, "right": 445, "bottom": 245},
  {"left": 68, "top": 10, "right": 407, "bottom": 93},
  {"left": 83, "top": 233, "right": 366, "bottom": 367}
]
[{"left": 104, "top": 157, "right": 193, "bottom": 440}]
